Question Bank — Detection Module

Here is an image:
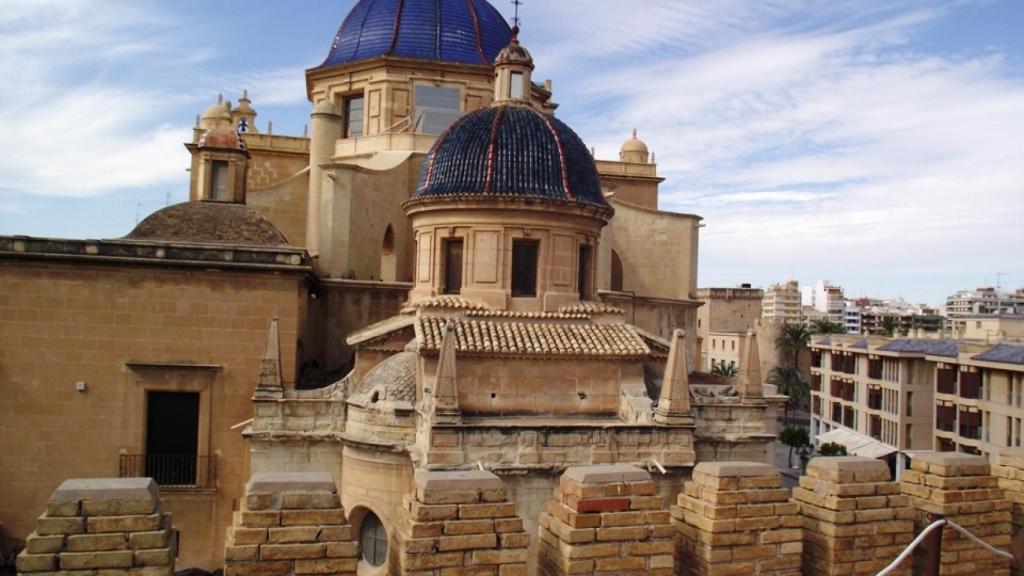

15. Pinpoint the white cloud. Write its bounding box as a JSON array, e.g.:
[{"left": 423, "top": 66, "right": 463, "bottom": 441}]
[
  {"left": 0, "top": 0, "right": 193, "bottom": 198},
  {"left": 522, "top": 0, "right": 1024, "bottom": 302}
]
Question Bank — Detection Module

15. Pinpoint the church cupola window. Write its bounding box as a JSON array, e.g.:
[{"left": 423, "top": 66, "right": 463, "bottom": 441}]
[
  {"left": 342, "top": 94, "right": 364, "bottom": 138},
  {"left": 210, "top": 161, "right": 230, "bottom": 201},
  {"left": 414, "top": 85, "right": 462, "bottom": 134},
  {"left": 511, "top": 239, "right": 539, "bottom": 298},
  {"left": 443, "top": 238, "right": 464, "bottom": 295}
]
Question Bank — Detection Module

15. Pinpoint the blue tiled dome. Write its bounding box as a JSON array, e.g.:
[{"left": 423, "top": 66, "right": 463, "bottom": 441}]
[
  {"left": 322, "top": 0, "right": 513, "bottom": 68},
  {"left": 415, "top": 106, "right": 608, "bottom": 209}
]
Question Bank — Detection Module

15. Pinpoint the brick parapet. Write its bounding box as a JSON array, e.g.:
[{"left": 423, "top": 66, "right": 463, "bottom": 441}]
[
  {"left": 993, "top": 452, "right": 1024, "bottom": 532},
  {"left": 223, "top": 472, "right": 357, "bottom": 576},
  {"left": 670, "top": 461, "right": 801, "bottom": 576},
  {"left": 900, "top": 452, "right": 1012, "bottom": 575},
  {"left": 396, "top": 470, "right": 528, "bottom": 575},
  {"left": 537, "top": 464, "right": 673, "bottom": 576},
  {"left": 794, "top": 457, "right": 913, "bottom": 576},
  {"left": 16, "top": 478, "right": 175, "bottom": 576}
]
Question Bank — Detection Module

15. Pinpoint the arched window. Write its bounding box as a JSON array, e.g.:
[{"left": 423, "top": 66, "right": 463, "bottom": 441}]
[
  {"left": 360, "top": 511, "right": 387, "bottom": 567},
  {"left": 380, "top": 224, "right": 397, "bottom": 282},
  {"left": 610, "top": 250, "right": 624, "bottom": 292}
]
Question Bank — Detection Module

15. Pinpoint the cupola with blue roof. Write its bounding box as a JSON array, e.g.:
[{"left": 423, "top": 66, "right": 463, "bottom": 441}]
[
  {"left": 321, "top": 0, "right": 513, "bottom": 69},
  {"left": 404, "top": 31, "right": 610, "bottom": 310}
]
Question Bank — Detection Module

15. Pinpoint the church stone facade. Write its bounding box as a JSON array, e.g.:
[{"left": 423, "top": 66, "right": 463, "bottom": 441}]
[{"left": 0, "top": 1, "right": 779, "bottom": 572}]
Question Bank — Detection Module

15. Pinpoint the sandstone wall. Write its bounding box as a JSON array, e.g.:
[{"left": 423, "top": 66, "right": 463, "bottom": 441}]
[{"left": 0, "top": 260, "right": 305, "bottom": 570}]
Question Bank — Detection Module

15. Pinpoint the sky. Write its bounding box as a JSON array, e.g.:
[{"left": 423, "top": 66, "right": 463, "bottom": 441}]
[{"left": 0, "top": 0, "right": 1021, "bottom": 307}]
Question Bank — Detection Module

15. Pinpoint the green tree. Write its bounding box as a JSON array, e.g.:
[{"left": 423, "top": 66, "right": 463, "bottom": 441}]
[
  {"left": 779, "top": 425, "right": 810, "bottom": 468},
  {"left": 767, "top": 365, "right": 808, "bottom": 425},
  {"left": 878, "top": 316, "right": 900, "bottom": 337},
  {"left": 710, "top": 360, "right": 738, "bottom": 377},
  {"left": 811, "top": 318, "right": 846, "bottom": 335},
  {"left": 819, "top": 442, "right": 848, "bottom": 456},
  {"left": 775, "top": 322, "right": 811, "bottom": 368}
]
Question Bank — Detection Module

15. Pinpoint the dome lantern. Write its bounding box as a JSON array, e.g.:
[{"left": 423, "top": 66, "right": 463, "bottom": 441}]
[
  {"left": 493, "top": 28, "right": 534, "bottom": 104},
  {"left": 620, "top": 129, "right": 650, "bottom": 163}
]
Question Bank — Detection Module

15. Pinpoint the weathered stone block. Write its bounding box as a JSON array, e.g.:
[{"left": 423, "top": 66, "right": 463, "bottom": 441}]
[
  {"left": 437, "top": 532, "right": 497, "bottom": 551},
  {"left": 279, "top": 508, "right": 345, "bottom": 526},
  {"left": 59, "top": 550, "right": 134, "bottom": 569},
  {"left": 85, "top": 514, "right": 162, "bottom": 534},
  {"left": 36, "top": 515, "right": 85, "bottom": 536},
  {"left": 224, "top": 560, "right": 293, "bottom": 576},
  {"left": 81, "top": 498, "right": 156, "bottom": 516},
  {"left": 66, "top": 532, "right": 128, "bottom": 552},
  {"left": 134, "top": 547, "right": 174, "bottom": 566},
  {"left": 293, "top": 557, "right": 358, "bottom": 574},
  {"left": 16, "top": 551, "right": 57, "bottom": 572},
  {"left": 267, "top": 526, "right": 320, "bottom": 543},
  {"left": 259, "top": 543, "right": 326, "bottom": 560},
  {"left": 24, "top": 534, "right": 64, "bottom": 554},
  {"left": 129, "top": 529, "right": 170, "bottom": 550}
]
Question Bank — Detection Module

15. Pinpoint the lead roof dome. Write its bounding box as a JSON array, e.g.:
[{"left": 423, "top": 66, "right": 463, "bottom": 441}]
[
  {"left": 321, "top": 0, "right": 513, "bottom": 68},
  {"left": 414, "top": 105, "right": 608, "bottom": 209}
]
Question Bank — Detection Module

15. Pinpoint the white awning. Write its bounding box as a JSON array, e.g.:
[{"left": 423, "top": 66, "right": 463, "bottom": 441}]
[{"left": 816, "top": 428, "right": 897, "bottom": 459}]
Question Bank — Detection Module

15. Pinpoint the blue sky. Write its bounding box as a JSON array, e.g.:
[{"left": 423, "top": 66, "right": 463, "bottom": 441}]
[{"left": 0, "top": 0, "right": 1021, "bottom": 306}]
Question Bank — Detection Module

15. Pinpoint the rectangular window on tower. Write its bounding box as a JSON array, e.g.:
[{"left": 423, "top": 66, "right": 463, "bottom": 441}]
[
  {"left": 511, "top": 240, "right": 539, "bottom": 298},
  {"left": 210, "top": 160, "right": 229, "bottom": 201},
  {"left": 442, "top": 239, "right": 464, "bottom": 295},
  {"left": 577, "top": 244, "right": 591, "bottom": 299},
  {"left": 510, "top": 72, "right": 525, "bottom": 100},
  {"left": 414, "top": 85, "right": 461, "bottom": 134},
  {"left": 145, "top": 391, "right": 200, "bottom": 486},
  {"left": 344, "top": 95, "right": 364, "bottom": 138}
]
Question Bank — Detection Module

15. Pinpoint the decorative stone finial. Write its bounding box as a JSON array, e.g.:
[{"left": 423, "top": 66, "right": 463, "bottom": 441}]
[
  {"left": 254, "top": 317, "right": 284, "bottom": 400},
  {"left": 738, "top": 329, "right": 763, "bottom": 399},
  {"left": 432, "top": 321, "right": 461, "bottom": 423},
  {"left": 655, "top": 329, "right": 692, "bottom": 424},
  {"left": 632, "top": 128, "right": 638, "bottom": 139}
]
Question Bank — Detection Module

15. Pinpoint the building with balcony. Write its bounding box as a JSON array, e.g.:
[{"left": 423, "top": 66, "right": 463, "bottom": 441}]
[
  {"left": 762, "top": 280, "right": 801, "bottom": 324},
  {"left": 696, "top": 285, "right": 763, "bottom": 372},
  {"left": 810, "top": 335, "right": 1024, "bottom": 476}
]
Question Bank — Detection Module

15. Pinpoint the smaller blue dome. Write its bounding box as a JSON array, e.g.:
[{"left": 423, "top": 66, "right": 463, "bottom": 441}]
[
  {"left": 415, "top": 106, "right": 608, "bottom": 209},
  {"left": 322, "top": 0, "right": 513, "bottom": 68}
]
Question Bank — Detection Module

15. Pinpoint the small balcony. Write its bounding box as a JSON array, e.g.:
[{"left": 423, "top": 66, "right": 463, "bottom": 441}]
[{"left": 119, "top": 454, "right": 217, "bottom": 490}]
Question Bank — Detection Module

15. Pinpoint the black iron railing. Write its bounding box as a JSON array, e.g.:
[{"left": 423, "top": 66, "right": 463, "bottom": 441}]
[{"left": 119, "top": 454, "right": 216, "bottom": 489}]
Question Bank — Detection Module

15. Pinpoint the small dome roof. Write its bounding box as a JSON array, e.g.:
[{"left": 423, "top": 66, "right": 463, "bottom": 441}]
[
  {"left": 199, "top": 126, "right": 247, "bottom": 151},
  {"left": 494, "top": 33, "right": 533, "bottom": 68},
  {"left": 321, "top": 0, "right": 512, "bottom": 68},
  {"left": 352, "top": 351, "right": 417, "bottom": 405},
  {"left": 415, "top": 105, "right": 608, "bottom": 209},
  {"left": 125, "top": 202, "right": 289, "bottom": 246},
  {"left": 620, "top": 129, "right": 649, "bottom": 163},
  {"left": 202, "top": 102, "right": 231, "bottom": 122}
]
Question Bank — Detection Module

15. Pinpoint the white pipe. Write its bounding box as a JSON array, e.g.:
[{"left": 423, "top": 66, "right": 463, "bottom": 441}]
[
  {"left": 651, "top": 459, "right": 667, "bottom": 474},
  {"left": 230, "top": 418, "right": 253, "bottom": 430},
  {"left": 875, "top": 518, "right": 1014, "bottom": 576}
]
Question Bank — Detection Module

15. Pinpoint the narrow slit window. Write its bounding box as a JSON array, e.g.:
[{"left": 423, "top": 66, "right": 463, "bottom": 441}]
[
  {"left": 443, "top": 239, "right": 463, "bottom": 295},
  {"left": 511, "top": 240, "right": 539, "bottom": 298},
  {"left": 577, "top": 244, "right": 592, "bottom": 298}
]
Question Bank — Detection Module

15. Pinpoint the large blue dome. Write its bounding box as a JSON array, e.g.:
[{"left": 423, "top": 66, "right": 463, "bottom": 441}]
[
  {"left": 415, "top": 106, "right": 609, "bottom": 209},
  {"left": 322, "top": 0, "right": 513, "bottom": 68}
]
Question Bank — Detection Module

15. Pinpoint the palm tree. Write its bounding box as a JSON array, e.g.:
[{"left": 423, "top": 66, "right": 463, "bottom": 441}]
[
  {"left": 776, "top": 322, "right": 811, "bottom": 368},
  {"left": 878, "top": 316, "right": 900, "bottom": 337},
  {"left": 711, "top": 360, "right": 739, "bottom": 377},
  {"left": 768, "top": 365, "right": 808, "bottom": 425},
  {"left": 811, "top": 318, "right": 846, "bottom": 335}
]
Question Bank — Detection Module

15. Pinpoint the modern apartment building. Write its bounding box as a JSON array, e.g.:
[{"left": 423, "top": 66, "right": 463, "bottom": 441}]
[
  {"left": 843, "top": 297, "right": 943, "bottom": 336},
  {"left": 810, "top": 335, "right": 1024, "bottom": 471},
  {"left": 946, "top": 287, "right": 1024, "bottom": 317},
  {"left": 801, "top": 280, "right": 845, "bottom": 324},
  {"left": 762, "top": 280, "right": 801, "bottom": 323}
]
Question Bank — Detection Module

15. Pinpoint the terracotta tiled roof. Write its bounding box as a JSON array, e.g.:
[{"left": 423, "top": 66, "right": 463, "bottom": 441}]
[
  {"left": 402, "top": 296, "right": 490, "bottom": 313},
  {"left": 125, "top": 202, "right": 287, "bottom": 246},
  {"left": 417, "top": 317, "right": 649, "bottom": 358},
  {"left": 466, "top": 310, "right": 589, "bottom": 320},
  {"left": 559, "top": 301, "right": 625, "bottom": 315}
]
